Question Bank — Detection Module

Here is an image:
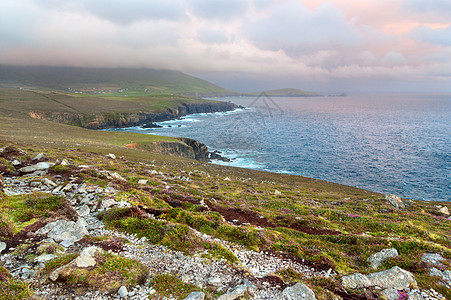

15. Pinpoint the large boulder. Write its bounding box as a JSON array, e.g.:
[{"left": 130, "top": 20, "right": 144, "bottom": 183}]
[
  {"left": 367, "top": 248, "right": 398, "bottom": 269},
  {"left": 342, "top": 266, "right": 416, "bottom": 290},
  {"left": 18, "top": 162, "right": 54, "bottom": 173},
  {"left": 282, "top": 282, "right": 316, "bottom": 300}
]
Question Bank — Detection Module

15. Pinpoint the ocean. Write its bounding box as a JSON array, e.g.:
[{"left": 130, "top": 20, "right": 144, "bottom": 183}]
[{"left": 108, "top": 93, "right": 451, "bottom": 202}]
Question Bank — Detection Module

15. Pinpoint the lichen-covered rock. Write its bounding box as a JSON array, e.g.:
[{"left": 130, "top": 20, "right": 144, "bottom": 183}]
[
  {"left": 18, "top": 162, "right": 54, "bottom": 173},
  {"left": 36, "top": 218, "right": 88, "bottom": 247},
  {"left": 342, "top": 266, "right": 416, "bottom": 290},
  {"left": 282, "top": 282, "right": 316, "bottom": 300},
  {"left": 75, "top": 246, "right": 100, "bottom": 268},
  {"left": 367, "top": 248, "right": 398, "bottom": 269},
  {"left": 421, "top": 253, "right": 446, "bottom": 265}
]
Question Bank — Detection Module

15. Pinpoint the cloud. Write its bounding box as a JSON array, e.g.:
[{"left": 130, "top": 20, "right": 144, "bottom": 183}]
[
  {"left": 404, "top": 0, "right": 451, "bottom": 13},
  {"left": 197, "top": 27, "right": 229, "bottom": 44},
  {"left": 188, "top": 0, "right": 249, "bottom": 20},
  {"left": 410, "top": 25, "right": 451, "bottom": 46},
  {"left": 244, "top": 1, "right": 361, "bottom": 56}
]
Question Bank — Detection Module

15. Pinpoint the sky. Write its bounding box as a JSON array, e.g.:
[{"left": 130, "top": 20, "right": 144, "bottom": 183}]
[{"left": 1, "top": 0, "right": 451, "bottom": 93}]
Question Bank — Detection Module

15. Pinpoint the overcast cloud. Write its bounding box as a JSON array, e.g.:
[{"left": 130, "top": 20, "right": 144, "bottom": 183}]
[{"left": 1, "top": 0, "right": 450, "bottom": 92}]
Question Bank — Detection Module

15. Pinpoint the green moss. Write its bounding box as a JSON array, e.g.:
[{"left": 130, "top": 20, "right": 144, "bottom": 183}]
[
  {"left": 0, "top": 267, "right": 33, "bottom": 300},
  {"left": 43, "top": 253, "right": 79, "bottom": 274},
  {"left": 152, "top": 274, "right": 199, "bottom": 299}
]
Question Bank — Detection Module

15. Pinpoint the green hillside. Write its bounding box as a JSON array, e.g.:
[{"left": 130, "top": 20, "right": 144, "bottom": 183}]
[{"left": 0, "top": 65, "right": 236, "bottom": 97}]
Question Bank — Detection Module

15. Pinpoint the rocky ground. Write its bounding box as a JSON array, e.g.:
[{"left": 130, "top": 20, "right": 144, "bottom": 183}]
[{"left": 0, "top": 145, "right": 450, "bottom": 299}]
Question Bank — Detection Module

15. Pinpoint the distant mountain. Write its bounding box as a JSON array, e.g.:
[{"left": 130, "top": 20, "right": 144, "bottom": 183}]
[
  {"left": 253, "top": 88, "right": 320, "bottom": 97},
  {"left": 0, "top": 65, "right": 235, "bottom": 97}
]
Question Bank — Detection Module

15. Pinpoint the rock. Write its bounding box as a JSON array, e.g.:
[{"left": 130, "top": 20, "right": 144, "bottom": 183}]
[
  {"left": 184, "top": 291, "right": 205, "bottom": 300},
  {"left": 77, "top": 204, "right": 91, "bottom": 217},
  {"left": 32, "top": 153, "right": 44, "bottom": 160},
  {"left": 29, "top": 181, "right": 41, "bottom": 187},
  {"left": 0, "top": 241, "right": 6, "bottom": 253},
  {"left": 41, "top": 178, "right": 57, "bottom": 187},
  {"left": 421, "top": 253, "right": 445, "bottom": 264},
  {"left": 385, "top": 194, "right": 405, "bottom": 209},
  {"left": 101, "top": 198, "right": 118, "bottom": 209},
  {"left": 367, "top": 248, "right": 398, "bottom": 269},
  {"left": 118, "top": 286, "right": 128, "bottom": 298},
  {"left": 207, "top": 276, "right": 222, "bottom": 287},
  {"left": 275, "top": 190, "right": 282, "bottom": 196},
  {"left": 429, "top": 267, "right": 450, "bottom": 286},
  {"left": 36, "top": 219, "right": 88, "bottom": 247},
  {"left": 110, "top": 172, "right": 126, "bottom": 182},
  {"left": 282, "top": 282, "right": 316, "bottom": 300},
  {"left": 19, "top": 162, "right": 54, "bottom": 173},
  {"left": 60, "top": 159, "right": 69, "bottom": 166},
  {"left": 117, "top": 201, "right": 132, "bottom": 208},
  {"left": 35, "top": 254, "right": 57, "bottom": 263},
  {"left": 106, "top": 153, "right": 116, "bottom": 160},
  {"left": 75, "top": 246, "right": 100, "bottom": 268},
  {"left": 380, "top": 288, "right": 399, "bottom": 300},
  {"left": 138, "top": 179, "right": 148, "bottom": 185},
  {"left": 217, "top": 285, "right": 247, "bottom": 300},
  {"left": 438, "top": 206, "right": 449, "bottom": 216},
  {"left": 11, "top": 159, "right": 20, "bottom": 166},
  {"left": 342, "top": 266, "right": 416, "bottom": 290}
]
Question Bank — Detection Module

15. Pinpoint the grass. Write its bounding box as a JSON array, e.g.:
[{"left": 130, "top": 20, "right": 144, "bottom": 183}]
[
  {"left": 0, "top": 267, "right": 34, "bottom": 300},
  {"left": 151, "top": 274, "right": 200, "bottom": 299}
]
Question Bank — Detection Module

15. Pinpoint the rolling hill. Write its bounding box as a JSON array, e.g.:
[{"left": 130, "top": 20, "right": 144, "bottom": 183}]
[{"left": 0, "top": 65, "right": 236, "bottom": 97}]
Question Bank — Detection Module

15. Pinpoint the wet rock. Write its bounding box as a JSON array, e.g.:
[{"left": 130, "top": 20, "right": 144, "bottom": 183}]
[
  {"left": 0, "top": 241, "right": 6, "bottom": 253},
  {"left": 385, "top": 194, "right": 405, "bottom": 209},
  {"left": 282, "top": 282, "right": 316, "bottom": 300},
  {"left": 75, "top": 246, "right": 100, "bottom": 268},
  {"left": 118, "top": 286, "right": 128, "bottom": 298},
  {"left": 421, "top": 253, "right": 446, "bottom": 265},
  {"left": 342, "top": 266, "right": 416, "bottom": 290},
  {"left": 184, "top": 291, "right": 205, "bottom": 300},
  {"left": 217, "top": 285, "right": 247, "bottom": 300},
  {"left": 367, "top": 248, "right": 398, "bottom": 269}
]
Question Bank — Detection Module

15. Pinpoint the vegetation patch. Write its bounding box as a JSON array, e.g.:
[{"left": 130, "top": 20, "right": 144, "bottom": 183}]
[
  {"left": 0, "top": 267, "right": 33, "bottom": 300},
  {"left": 151, "top": 274, "right": 200, "bottom": 299}
]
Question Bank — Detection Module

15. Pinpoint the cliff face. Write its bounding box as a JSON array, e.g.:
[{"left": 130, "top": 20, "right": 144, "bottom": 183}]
[{"left": 28, "top": 101, "right": 238, "bottom": 129}]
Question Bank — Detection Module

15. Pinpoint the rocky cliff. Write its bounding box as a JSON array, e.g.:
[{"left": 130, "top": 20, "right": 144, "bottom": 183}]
[{"left": 28, "top": 101, "right": 238, "bottom": 130}]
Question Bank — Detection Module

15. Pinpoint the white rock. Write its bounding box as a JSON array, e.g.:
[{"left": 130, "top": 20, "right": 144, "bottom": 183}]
[
  {"left": 11, "top": 160, "right": 20, "bottom": 166},
  {"left": 385, "top": 194, "right": 405, "bottom": 209},
  {"left": 207, "top": 276, "right": 222, "bottom": 287},
  {"left": 438, "top": 206, "right": 449, "bottom": 216},
  {"left": 367, "top": 248, "right": 398, "bottom": 269},
  {"left": 36, "top": 219, "right": 88, "bottom": 247},
  {"left": 117, "top": 201, "right": 132, "bottom": 208},
  {"left": 138, "top": 179, "right": 148, "bottom": 185},
  {"left": 421, "top": 253, "right": 445, "bottom": 264},
  {"left": 77, "top": 205, "right": 91, "bottom": 217},
  {"left": 0, "top": 242, "right": 6, "bottom": 253},
  {"left": 41, "top": 178, "right": 57, "bottom": 187},
  {"left": 342, "top": 266, "right": 416, "bottom": 290},
  {"left": 282, "top": 282, "right": 317, "bottom": 300},
  {"left": 75, "top": 246, "right": 100, "bottom": 268},
  {"left": 183, "top": 291, "right": 205, "bottom": 300},
  {"left": 110, "top": 172, "right": 126, "bottom": 182},
  {"left": 118, "top": 286, "right": 128, "bottom": 298},
  {"left": 274, "top": 190, "right": 282, "bottom": 196},
  {"left": 106, "top": 153, "right": 116, "bottom": 160},
  {"left": 101, "top": 198, "right": 118, "bottom": 209},
  {"left": 60, "top": 159, "right": 69, "bottom": 166},
  {"left": 35, "top": 254, "right": 57, "bottom": 263},
  {"left": 19, "top": 162, "right": 54, "bottom": 173},
  {"left": 32, "top": 153, "right": 44, "bottom": 160}
]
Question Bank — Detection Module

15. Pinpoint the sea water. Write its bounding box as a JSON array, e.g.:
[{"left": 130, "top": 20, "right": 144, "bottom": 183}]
[{"left": 108, "top": 93, "right": 451, "bottom": 201}]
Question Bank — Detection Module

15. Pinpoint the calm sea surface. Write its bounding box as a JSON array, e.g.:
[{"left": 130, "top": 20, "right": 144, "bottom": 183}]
[{"left": 109, "top": 94, "right": 451, "bottom": 201}]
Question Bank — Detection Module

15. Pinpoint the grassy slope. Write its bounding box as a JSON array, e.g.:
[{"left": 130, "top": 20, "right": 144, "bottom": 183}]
[
  {"left": 0, "top": 88, "right": 450, "bottom": 299},
  {"left": 0, "top": 65, "right": 236, "bottom": 96}
]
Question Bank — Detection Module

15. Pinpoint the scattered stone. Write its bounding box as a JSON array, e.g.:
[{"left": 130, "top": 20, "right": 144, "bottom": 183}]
[
  {"left": 438, "top": 206, "right": 449, "bottom": 216},
  {"left": 217, "top": 284, "right": 247, "bottom": 300},
  {"left": 75, "top": 246, "right": 100, "bottom": 268},
  {"left": 106, "top": 153, "right": 116, "bottom": 160},
  {"left": 0, "top": 241, "right": 6, "bottom": 253},
  {"left": 32, "top": 153, "right": 44, "bottom": 161},
  {"left": 41, "top": 177, "right": 57, "bottom": 187},
  {"left": 118, "top": 286, "right": 128, "bottom": 298},
  {"left": 29, "top": 181, "right": 41, "bottom": 187},
  {"left": 274, "top": 189, "right": 282, "bottom": 196},
  {"left": 385, "top": 194, "right": 405, "bottom": 209},
  {"left": 421, "top": 253, "right": 446, "bottom": 265},
  {"left": 282, "top": 282, "right": 316, "bottom": 300},
  {"left": 138, "top": 179, "right": 148, "bottom": 185},
  {"left": 367, "top": 248, "right": 398, "bottom": 269},
  {"left": 207, "top": 276, "right": 222, "bottom": 287},
  {"left": 77, "top": 204, "right": 91, "bottom": 217},
  {"left": 429, "top": 267, "right": 451, "bottom": 287},
  {"left": 342, "top": 266, "right": 416, "bottom": 290},
  {"left": 101, "top": 198, "right": 118, "bottom": 210},
  {"left": 184, "top": 291, "right": 205, "bottom": 300},
  {"left": 110, "top": 172, "right": 126, "bottom": 182},
  {"left": 36, "top": 218, "right": 88, "bottom": 247}
]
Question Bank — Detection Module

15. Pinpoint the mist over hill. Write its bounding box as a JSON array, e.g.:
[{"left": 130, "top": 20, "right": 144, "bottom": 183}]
[{"left": 0, "top": 65, "right": 236, "bottom": 97}]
